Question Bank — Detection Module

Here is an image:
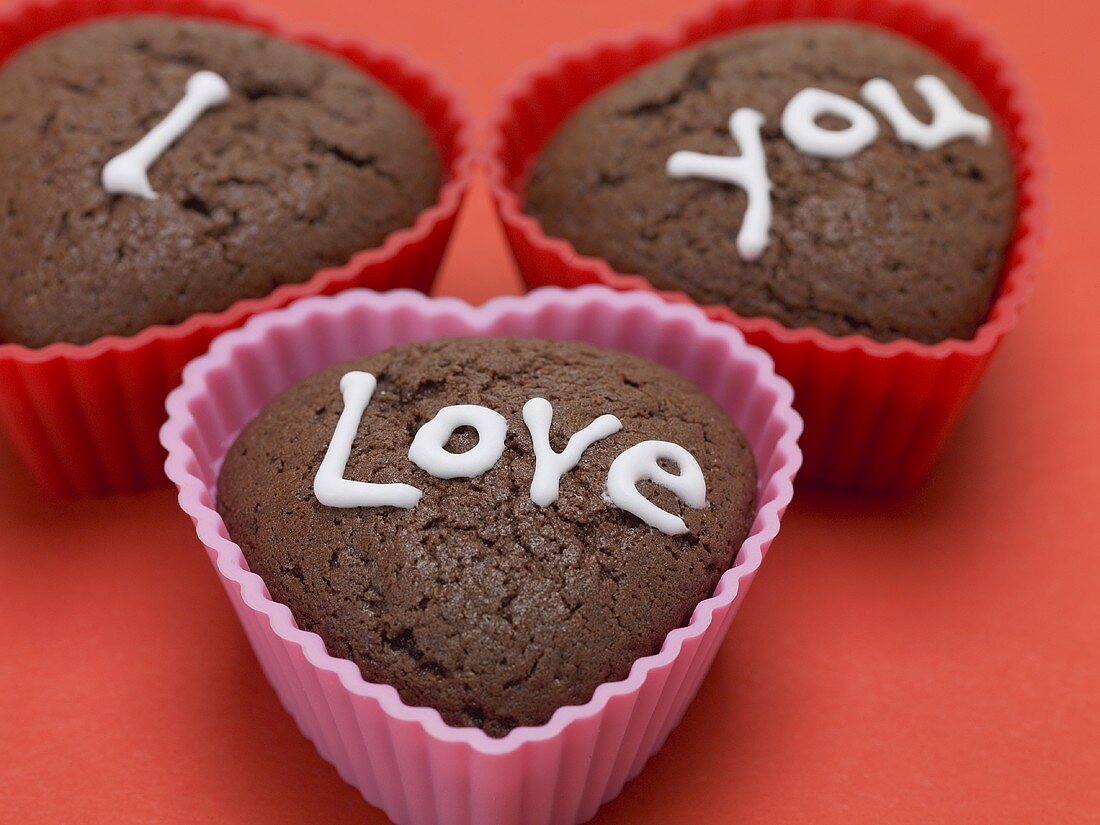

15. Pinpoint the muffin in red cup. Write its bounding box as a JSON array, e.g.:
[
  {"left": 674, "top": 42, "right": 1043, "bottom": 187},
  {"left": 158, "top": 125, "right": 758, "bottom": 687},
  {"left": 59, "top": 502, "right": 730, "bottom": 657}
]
[
  {"left": 0, "top": 0, "right": 472, "bottom": 497},
  {"left": 487, "top": 0, "right": 1046, "bottom": 493}
]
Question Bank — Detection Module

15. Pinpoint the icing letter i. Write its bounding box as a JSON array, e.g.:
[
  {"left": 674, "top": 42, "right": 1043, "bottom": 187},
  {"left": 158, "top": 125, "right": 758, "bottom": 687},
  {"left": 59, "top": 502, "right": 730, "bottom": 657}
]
[{"left": 102, "top": 71, "right": 230, "bottom": 200}]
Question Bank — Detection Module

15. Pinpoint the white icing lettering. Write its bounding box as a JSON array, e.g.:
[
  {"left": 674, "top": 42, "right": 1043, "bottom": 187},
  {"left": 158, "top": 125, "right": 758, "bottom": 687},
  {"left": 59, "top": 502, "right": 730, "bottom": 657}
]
[
  {"left": 605, "top": 440, "right": 707, "bottom": 536},
  {"left": 665, "top": 75, "right": 995, "bottom": 261},
  {"left": 861, "top": 75, "right": 992, "bottom": 149},
  {"left": 666, "top": 108, "right": 772, "bottom": 260},
  {"left": 408, "top": 405, "right": 507, "bottom": 479},
  {"left": 523, "top": 397, "right": 622, "bottom": 506},
  {"left": 313, "top": 372, "right": 423, "bottom": 509},
  {"left": 780, "top": 87, "right": 879, "bottom": 159},
  {"left": 102, "top": 70, "right": 230, "bottom": 200},
  {"left": 314, "top": 375, "right": 709, "bottom": 535}
]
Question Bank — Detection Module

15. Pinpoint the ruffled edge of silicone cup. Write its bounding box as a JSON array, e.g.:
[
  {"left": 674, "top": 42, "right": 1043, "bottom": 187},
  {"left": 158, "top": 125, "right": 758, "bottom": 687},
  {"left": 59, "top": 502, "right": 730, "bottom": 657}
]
[{"left": 161, "top": 285, "right": 803, "bottom": 755}]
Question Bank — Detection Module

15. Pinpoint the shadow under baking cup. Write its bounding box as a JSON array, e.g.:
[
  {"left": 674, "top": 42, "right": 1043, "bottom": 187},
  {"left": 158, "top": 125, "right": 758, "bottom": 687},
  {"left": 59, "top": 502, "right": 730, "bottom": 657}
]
[
  {"left": 161, "top": 286, "right": 802, "bottom": 825},
  {"left": 0, "top": 0, "right": 473, "bottom": 497},
  {"left": 485, "top": 0, "right": 1047, "bottom": 494}
]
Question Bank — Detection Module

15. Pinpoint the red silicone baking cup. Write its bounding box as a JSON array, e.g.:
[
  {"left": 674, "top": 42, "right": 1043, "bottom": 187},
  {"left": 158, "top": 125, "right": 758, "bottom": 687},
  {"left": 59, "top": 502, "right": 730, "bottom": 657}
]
[
  {"left": 161, "top": 285, "right": 802, "bottom": 825},
  {"left": 0, "top": 0, "right": 473, "bottom": 497},
  {"left": 486, "top": 0, "right": 1047, "bottom": 493}
]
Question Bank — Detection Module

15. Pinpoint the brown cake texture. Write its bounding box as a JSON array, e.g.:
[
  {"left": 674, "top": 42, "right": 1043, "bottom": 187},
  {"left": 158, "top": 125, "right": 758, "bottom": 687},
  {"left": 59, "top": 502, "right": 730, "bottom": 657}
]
[
  {"left": 0, "top": 16, "right": 441, "bottom": 347},
  {"left": 216, "top": 337, "right": 758, "bottom": 737},
  {"left": 524, "top": 22, "right": 1017, "bottom": 344}
]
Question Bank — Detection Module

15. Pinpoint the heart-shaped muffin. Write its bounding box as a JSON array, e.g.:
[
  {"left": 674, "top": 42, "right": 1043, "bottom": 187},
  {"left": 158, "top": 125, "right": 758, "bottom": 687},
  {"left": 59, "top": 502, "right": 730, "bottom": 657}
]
[
  {"left": 0, "top": 16, "right": 441, "bottom": 347},
  {"left": 523, "top": 22, "right": 1017, "bottom": 345},
  {"left": 216, "top": 336, "right": 757, "bottom": 736}
]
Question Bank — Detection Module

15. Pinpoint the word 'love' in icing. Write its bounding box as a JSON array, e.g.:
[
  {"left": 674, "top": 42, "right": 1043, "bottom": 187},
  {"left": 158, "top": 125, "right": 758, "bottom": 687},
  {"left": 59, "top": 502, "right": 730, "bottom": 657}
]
[
  {"left": 102, "top": 71, "right": 230, "bottom": 200},
  {"left": 666, "top": 75, "right": 993, "bottom": 261},
  {"left": 313, "top": 371, "right": 708, "bottom": 536}
]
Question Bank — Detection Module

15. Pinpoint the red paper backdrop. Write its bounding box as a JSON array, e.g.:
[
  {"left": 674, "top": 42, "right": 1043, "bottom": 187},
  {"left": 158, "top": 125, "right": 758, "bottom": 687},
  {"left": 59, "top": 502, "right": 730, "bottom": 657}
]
[{"left": 1, "top": 0, "right": 1098, "bottom": 821}]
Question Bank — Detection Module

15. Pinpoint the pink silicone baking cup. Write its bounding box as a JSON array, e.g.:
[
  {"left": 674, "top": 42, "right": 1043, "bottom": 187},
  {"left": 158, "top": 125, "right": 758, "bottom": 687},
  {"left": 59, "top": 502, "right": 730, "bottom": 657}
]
[
  {"left": 0, "top": 0, "right": 473, "bottom": 497},
  {"left": 161, "top": 286, "right": 801, "bottom": 825},
  {"left": 486, "top": 0, "right": 1047, "bottom": 493}
]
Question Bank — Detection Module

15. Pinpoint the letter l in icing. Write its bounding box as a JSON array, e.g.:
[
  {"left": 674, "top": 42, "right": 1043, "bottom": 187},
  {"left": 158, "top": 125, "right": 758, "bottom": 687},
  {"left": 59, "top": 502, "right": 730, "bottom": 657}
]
[{"left": 314, "top": 371, "right": 423, "bottom": 508}]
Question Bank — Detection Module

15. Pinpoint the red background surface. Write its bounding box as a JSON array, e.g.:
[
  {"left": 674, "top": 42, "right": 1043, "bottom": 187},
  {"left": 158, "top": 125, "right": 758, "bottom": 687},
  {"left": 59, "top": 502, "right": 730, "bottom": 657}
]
[{"left": 1, "top": 0, "right": 1098, "bottom": 821}]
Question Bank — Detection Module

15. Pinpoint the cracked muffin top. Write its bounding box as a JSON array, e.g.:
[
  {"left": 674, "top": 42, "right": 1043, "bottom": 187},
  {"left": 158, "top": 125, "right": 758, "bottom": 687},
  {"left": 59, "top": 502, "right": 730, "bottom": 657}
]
[
  {"left": 524, "top": 22, "right": 1017, "bottom": 344},
  {"left": 216, "top": 337, "right": 758, "bottom": 737},
  {"left": 0, "top": 16, "right": 441, "bottom": 347}
]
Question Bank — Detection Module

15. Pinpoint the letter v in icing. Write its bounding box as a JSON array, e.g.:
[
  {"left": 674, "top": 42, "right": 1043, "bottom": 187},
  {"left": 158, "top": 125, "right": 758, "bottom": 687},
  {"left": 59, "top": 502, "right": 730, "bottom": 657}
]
[{"left": 523, "top": 397, "right": 622, "bottom": 506}]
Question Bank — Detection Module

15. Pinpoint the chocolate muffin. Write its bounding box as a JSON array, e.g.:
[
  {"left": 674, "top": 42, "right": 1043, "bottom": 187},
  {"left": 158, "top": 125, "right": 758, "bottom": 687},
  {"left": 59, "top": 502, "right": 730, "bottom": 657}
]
[
  {"left": 524, "top": 22, "right": 1017, "bottom": 344},
  {"left": 0, "top": 16, "right": 441, "bottom": 347},
  {"left": 216, "top": 337, "right": 758, "bottom": 736}
]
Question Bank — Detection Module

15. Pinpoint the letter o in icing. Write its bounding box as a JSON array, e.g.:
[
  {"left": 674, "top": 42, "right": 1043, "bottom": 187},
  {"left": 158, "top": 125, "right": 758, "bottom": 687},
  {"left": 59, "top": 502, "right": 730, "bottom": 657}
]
[
  {"left": 781, "top": 88, "right": 879, "bottom": 159},
  {"left": 408, "top": 405, "right": 508, "bottom": 479}
]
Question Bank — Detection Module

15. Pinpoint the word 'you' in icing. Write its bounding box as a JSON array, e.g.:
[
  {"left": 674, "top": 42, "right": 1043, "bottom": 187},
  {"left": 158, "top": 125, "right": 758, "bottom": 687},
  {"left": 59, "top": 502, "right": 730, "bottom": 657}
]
[
  {"left": 666, "top": 75, "right": 993, "bottom": 261},
  {"left": 102, "top": 71, "right": 230, "bottom": 200},
  {"left": 313, "top": 371, "right": 708, "bottom": 535}
]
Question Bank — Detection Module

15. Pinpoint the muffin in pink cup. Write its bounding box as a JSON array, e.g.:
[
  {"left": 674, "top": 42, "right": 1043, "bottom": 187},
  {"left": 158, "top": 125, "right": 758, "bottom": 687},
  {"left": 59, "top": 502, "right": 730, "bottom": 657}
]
[{"left": 162, "top": 286, "right": 801, "bottom": 825}]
